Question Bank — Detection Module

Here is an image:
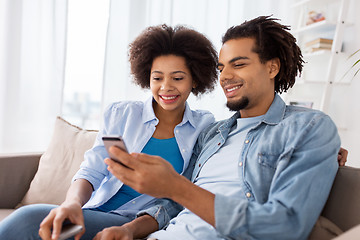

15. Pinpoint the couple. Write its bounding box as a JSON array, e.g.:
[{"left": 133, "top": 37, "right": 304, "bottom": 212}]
[{"left": 0, "top": 16, "right": 346, "bottom": 240}]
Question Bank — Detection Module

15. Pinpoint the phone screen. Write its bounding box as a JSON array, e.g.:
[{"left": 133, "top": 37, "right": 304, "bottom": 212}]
[
  {"left": 102, "top": 135, "right": 129, "bottom": 167},
  {"left": 58, "top": 224, "right": 83, "bottom": 240}
]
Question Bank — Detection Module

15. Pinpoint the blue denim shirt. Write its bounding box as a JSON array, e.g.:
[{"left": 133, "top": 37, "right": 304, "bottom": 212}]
[
  {"left": 183, "top": 94, "right": 340, "bottom": 240},
  {"left": 72, "top": 97, "right": 215, "bottom": 227},
  {"left": 147, "top": 94, "right": 340, "bottom": 239}
]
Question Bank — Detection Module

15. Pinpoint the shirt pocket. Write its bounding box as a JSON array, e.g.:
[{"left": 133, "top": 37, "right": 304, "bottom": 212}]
[{"left": 257, "top": 153, "right": 280, "bottom": 197}]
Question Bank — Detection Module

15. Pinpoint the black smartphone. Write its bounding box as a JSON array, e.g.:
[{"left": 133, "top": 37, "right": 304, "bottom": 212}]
[
  {"left": 102, "top": 135, "right": 129, "bottom": 167},
  {"left": 58, "top": 224, "right": 83, "bottom": 240}
]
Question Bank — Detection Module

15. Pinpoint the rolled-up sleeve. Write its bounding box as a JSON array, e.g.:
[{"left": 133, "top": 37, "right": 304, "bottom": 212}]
[{"left": 137, "top": 198, "right": 183, "bottom": 229}]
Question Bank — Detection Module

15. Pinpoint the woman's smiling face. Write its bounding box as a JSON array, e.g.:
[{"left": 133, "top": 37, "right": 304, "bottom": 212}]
[{"left": 150, "top": 55, "right": 195, "bottom": 113}]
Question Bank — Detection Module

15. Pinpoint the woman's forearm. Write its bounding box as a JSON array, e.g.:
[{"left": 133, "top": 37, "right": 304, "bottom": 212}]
[{"left": 64, "top": 179, "right": 93, "bottom": 206}]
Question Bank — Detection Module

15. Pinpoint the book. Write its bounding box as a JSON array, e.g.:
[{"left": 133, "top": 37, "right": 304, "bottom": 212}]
[
  {"left": 308, "top": 47, "right": 332, "bottom": 53},
  {"left": 305, "top": 38, "right": 333, "bottom": 48},
  {"left": 307, "top": 42, "right": 332, "bottom": 48}
]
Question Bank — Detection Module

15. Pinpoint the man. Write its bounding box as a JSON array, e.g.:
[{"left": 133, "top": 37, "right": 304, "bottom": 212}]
[{"left": 100, "top": 16, "right": 341, "bottom": 240}]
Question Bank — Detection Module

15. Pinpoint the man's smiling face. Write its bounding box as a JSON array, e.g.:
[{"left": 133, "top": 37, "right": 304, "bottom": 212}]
[{"left": 218, "top": 37, "right": 279, "bottom": 118}]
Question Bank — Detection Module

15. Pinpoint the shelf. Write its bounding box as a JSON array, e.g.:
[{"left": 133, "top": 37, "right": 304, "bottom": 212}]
[
  {"left": 295, "top": 79, "right": 351, "bottom": 85},
  {"left": 293, "top": 20, "right": 336, "bottom": 34},
  {"left": 289, "top": 0, "right": 350, "bottom": 113},
  {"left": 303, "top": 49, "right": 332, "bottom": 57},
  {"left": 291, "top": 0, "right": 311, "bottom": 8},
  {"left": 291, "top": 0, "right": 339, "bottom": 8}
]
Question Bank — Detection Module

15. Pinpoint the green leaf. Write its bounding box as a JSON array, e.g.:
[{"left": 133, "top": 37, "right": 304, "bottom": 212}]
[{"left": 348, "top": 49, "right": 360, "bottom": 59}]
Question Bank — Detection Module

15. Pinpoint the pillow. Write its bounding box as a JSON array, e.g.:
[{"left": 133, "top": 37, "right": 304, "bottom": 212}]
[
  {"left": 20, "top": 116, "right": 98, "bottom": 206},
  {"left": 308, "top": 216, "right": 343, "bottom": 240}
]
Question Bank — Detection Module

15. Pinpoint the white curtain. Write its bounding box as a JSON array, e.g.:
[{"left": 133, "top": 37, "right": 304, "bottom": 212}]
[
  {"left": 0, "top": 0, "right": 291, "bottom": 153},
  {"left": 0, "top": 0, "right": 67, "bottom": 152},
  {"left": 102, "top": 0, "right": 292, "bottom": 121}
]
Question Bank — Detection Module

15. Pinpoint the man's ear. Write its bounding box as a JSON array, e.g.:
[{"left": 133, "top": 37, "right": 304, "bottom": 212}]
[
  {"left": 268, "top": 58, "right": 280, "bottom": 79},
  {"left": 192, "top": 81, "right": 197, "bottom": 89}
]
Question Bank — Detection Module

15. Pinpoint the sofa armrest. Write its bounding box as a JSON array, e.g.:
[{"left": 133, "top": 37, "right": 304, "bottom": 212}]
[
  {"left": 322, "top": 166, "right": 360, "bottom": 232},
  {"left": 0, "top": 153, "right": 42, "bottom": 208}
]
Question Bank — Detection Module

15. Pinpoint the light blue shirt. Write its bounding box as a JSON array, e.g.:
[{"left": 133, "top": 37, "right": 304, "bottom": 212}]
[
  {"left": 72, "top": 97, "right": 215, "bottom": 222},
  {"left": 96, "top": 137, "right": 184, "bottom": 212},
  {"left": 149, "top": 94, "right": 340, "bottom": 239}
]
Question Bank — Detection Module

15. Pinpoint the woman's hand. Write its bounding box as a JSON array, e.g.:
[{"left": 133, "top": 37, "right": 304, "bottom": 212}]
[
  {"left": 93, "top": 226, "right": 133, "bottom": 240},
  {"left": 38, "top": 202, "right": 85, "bottom": 240}
]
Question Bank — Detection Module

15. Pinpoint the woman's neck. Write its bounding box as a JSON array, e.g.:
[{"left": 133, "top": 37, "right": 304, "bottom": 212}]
[
  {"left": 153, "top": 102, "right": 185, "bottom": 125},
  {"left": 152, "top": 102, "right": 185, "bottom": 139}
]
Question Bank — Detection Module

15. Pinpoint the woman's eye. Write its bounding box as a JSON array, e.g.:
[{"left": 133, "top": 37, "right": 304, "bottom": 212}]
[
  {"left": 152, "top": 77, "right": 161, "bottom": 81},
  {"left": 174, "top": 77, "right": 183, "bottom": 81}
]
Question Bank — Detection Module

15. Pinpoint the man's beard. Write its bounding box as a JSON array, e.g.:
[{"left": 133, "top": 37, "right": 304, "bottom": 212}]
[{"left": 226, "top": 97, "right": 249, "bottom": 111}]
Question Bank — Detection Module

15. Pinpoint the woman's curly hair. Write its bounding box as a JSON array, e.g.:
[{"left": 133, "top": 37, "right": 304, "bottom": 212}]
[
  {"left": 222, "top": 16, "right": 304, "bottom": 93},
  {"left": 129, "top": 24, "right": 218, "bottom": 96}
]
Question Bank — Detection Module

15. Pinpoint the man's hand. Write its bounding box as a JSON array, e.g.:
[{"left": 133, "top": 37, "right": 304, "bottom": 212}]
[
  {"left": 93, "top": 214, "right": 158, "bottom": 240},
  {"left": 93, "top": 226, "right": 133, "bottom": 240},
  {"left": 105, "top": 146, "right": 181, "bottom": 199},
  {"left": 106, "top": 146, "right": 216, "bottom": 227},
  {"left": 38, "top": 202, "right": 85, "bottom": 240},
  {"left": 338, "top": 147, "right": 348, "bottom": 166}
]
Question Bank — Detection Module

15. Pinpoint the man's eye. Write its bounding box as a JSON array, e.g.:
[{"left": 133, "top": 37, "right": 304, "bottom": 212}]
[{"left": 234, "top": 64, "right": 245, "bottom": 68}]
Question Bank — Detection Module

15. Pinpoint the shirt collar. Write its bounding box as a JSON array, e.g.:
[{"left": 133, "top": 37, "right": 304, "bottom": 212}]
[
  {"left": 179, "top": 102, "right": 195, "bottom": 128},
  {"left": 142, "top": 97, "right": 158, "bottom": 124},
  {"left": 142, "top": 97, "right": 195, "bottom": 128},
  {"left": 261, "top": 94, "right": 286, "bottom": 125}
]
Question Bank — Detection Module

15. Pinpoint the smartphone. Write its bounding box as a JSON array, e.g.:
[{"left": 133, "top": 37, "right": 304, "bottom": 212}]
[
  {"left": 102, "top": 135, "right": 129, "bottom": 167},
  {"left": 58, "top": 224, "right": 83, "bottom": 240}
]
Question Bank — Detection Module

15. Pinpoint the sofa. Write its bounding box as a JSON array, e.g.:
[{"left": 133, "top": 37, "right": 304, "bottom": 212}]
[{"left": 0, "top": 116, "right": 360, "bottom": 239}]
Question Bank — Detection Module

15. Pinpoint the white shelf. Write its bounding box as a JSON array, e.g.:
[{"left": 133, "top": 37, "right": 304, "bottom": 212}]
[
  {"left": 293, "top": 20, "right": 336, "bottom": 34},
  {"left": 291, "top": 0, "right": 339, "bottom": 8},
  {"left": 291, "top": 0, "right": 311, "bottom": 8},
  {"left": 302, "top": 49, "right": 332, "bottom": 57},
  {"left": 289, "top": 0, "right": 350, "bottom": 113}
]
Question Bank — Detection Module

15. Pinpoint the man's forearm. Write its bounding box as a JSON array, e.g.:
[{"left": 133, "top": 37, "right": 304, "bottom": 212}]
[
  {"left": 169, "top": 175, "right": 216, "bottom": 226},
  {"left": 123, "top": 214, "right": 159, "bottom": 239}
]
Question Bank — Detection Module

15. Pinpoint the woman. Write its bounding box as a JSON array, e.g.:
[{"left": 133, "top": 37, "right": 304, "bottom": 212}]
[{"left": 0, "top": 24, "right": 218, "bottom": 240}]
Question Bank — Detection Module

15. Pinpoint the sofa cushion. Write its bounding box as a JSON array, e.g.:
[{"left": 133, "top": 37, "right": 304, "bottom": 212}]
[
  {"left": 19, "top": 116, "right": 98, "bottom": 206},
  {"left": 308, "top": 216, "right": 343, "bottom": 240}
]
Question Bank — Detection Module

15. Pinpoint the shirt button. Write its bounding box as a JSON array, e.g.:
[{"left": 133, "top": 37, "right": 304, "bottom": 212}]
[
  {"left": 245, "top": 140, "right": 249, "bottom": 144},
  {"left": 239, "top": 162, "right": 243, "bottom": 167},
  {"left": 198, "top": 163, "right": 201, "bottom": 167},
  {"left": 182, "top": 149, "right": 186, "bottom": 152},
  {"left": 246, "top": 192, "right": 251, "bottom": 198},
  {"left": 217, "top": 142, "right": 221, "bottom": 146},
  {"left": 175, "top": 130, "right": 179, "bottom": 133},
  {"left": 132, "top": 201, "right": 136, "bottom": 204}
]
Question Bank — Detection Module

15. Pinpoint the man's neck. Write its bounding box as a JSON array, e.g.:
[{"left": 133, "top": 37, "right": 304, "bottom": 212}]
[{"left": 239, "top": 94, "right": 275, "bottom": 118}]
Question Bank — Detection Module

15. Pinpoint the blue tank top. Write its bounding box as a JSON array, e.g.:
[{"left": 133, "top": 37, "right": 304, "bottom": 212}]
[{"left": 96, "top": 137, "right": 184, "bottom": 212}]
